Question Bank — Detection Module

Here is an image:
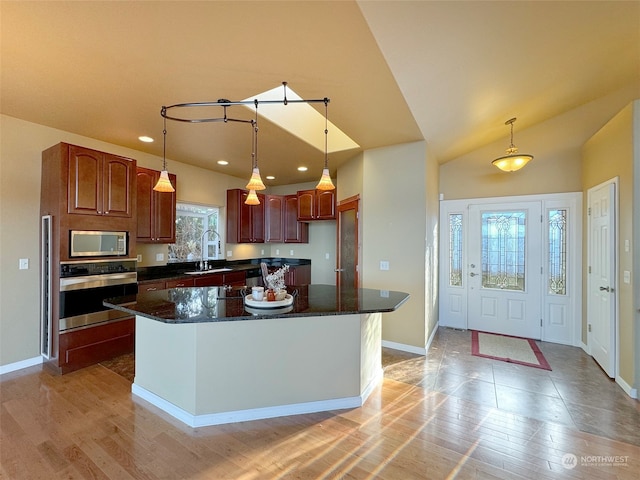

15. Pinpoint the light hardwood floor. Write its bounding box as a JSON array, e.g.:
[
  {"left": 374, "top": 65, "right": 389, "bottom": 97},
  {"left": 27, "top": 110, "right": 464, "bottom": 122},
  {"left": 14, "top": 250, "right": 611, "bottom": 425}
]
[{"left": 1, "top": 328, "right": 639, "bottom": 479}]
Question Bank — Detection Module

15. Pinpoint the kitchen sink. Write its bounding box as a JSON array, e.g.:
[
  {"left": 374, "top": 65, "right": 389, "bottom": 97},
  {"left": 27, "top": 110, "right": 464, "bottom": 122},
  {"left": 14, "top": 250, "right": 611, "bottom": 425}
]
[{"left": 184, "top": 268, "right": 233, "bottom": 275}]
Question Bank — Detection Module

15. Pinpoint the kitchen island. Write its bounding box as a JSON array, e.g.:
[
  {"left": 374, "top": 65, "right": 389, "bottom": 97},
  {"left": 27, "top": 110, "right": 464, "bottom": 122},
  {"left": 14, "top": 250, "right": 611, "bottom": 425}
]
[{"left": 104, "top": 285, "right": 409, "bottom": 427}]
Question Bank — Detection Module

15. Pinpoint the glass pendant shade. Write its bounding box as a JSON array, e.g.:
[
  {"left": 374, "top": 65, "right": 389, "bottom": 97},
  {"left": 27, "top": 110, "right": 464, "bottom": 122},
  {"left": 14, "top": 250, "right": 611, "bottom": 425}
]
[
  {"left": 315, "top": 168, "right": 335, "bottom": 190},
  {"left": 492, "top": 118, "right": 533, "bottom": 172},
  {"left": 153, "top": 170, "right": 175, "bottom": 192},
  {"left": 245, "top": 167, "right": 266, "bottom": 190},
  {"left": 492, "top": 154, "right": 533, "bottom": 172},
  {"left": 245, "top": 189, "right": 260, "bottom": 205}
]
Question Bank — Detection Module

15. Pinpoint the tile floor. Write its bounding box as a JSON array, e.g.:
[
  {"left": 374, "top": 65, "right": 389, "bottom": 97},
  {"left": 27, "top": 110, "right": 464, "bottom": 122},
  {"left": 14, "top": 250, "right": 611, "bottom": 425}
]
[{"left": 382, "top": 327, "right": 640, "bottom": 447}]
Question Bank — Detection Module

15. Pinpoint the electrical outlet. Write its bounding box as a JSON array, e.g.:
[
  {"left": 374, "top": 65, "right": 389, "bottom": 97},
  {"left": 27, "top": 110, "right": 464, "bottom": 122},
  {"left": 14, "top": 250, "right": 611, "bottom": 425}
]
[
  {"left": 261, "top": 249, "right": 264, "bottom": 255},
  {"left": 290, "top": 250, "right": 294, "bottom": 256},
  {"left": 380, "top": 260, "right": 389, "bottom": 271},
  {"left": 325, "top": 253, "right": 330, "bottom": 260},
  {"left": 19, "top": 258, "right": 29, "bottom": 270},
  {"left": 380, "top": 290, "right": 389, "bottom": 298},
  {"left": 227, "top": 250, "right": 232, "bottom": 257},
  {"left": 276, "top": 249, "right": 280, "bottom": 255},
  {"left": 156, "top": 253, "right": 164, "bottom": 262},
  {"left": 136, "top": 254, "right": 142, "bottom": 262}
]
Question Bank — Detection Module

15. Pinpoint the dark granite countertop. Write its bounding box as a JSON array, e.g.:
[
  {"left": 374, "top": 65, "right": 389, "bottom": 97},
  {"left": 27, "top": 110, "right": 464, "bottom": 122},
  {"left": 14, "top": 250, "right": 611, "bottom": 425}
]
[
  {"left": 137, "top": 258, "right": 311, "bottom": 283},
  {"left": 104, "top": 284, "right": 410, "bottom": 323}
]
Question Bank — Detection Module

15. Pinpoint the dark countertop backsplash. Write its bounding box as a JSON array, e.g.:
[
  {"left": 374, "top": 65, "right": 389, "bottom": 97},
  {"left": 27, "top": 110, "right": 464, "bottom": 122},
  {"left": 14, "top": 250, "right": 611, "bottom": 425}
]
[{"left": 137, "top": 257, "right": 311, "bottom": 283}]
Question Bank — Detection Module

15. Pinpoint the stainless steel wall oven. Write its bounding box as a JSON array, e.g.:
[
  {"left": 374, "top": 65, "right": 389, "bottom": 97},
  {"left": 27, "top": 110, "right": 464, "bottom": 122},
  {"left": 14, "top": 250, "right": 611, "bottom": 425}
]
[{"left": 59, "top": 259, "right": 137, "bottom": 332}]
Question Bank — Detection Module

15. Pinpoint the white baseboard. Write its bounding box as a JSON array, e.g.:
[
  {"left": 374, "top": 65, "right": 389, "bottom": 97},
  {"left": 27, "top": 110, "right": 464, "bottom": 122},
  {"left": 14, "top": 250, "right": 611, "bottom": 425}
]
[
  {"left": 381, "top": 340, "right": 426, "bottom": 356},
  {"left": 0, "top": 356, "right": 43, "bottom": 376},
  {"left": 132, "top": 368, "right": 384, "bottom": 428},
  {"left": 381, "top": 324, "right": 439, "bottom": 356},
  {"left": 616, "top": 376, "right": 638, "bottom": 399}
]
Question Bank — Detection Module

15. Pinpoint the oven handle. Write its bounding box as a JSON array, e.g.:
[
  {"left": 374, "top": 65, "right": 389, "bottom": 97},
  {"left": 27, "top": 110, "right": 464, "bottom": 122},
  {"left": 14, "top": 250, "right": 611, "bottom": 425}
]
[{"left": 60, "top": 272, "right": 138, "bottom": 291}]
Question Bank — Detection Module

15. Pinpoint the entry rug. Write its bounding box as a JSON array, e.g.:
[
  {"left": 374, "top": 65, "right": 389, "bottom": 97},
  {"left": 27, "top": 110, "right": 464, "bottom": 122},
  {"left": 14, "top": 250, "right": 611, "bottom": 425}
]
[{"left": 471, "top": 330, "right": 551, "bottom": 370}]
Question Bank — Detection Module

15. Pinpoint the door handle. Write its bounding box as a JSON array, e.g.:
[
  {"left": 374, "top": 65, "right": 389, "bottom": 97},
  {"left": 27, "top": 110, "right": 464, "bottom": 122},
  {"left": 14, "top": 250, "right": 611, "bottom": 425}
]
[
  {"left": 335, "top": 269, "right": 345, "bottom": 272},
  {"left": 599, "top": 286, "right": 610, "bottom": 292},
  {"left": 469, "top": 272, "right": 477, "bottom": 277}
]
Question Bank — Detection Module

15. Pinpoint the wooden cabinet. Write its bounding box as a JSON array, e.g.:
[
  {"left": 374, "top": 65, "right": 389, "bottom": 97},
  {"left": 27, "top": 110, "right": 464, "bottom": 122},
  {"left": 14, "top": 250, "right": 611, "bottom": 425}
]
[
  {"left": 284, "top": 195, "right": 309, "bottom": 243},
  {"left": 297, "top": 189, "right": 336, "bottom": 220},
  {"left": 165, "top": 278, "right": 195, "bottom": 288},
  {"left": 226, "top": 189, "right": 265, "bottom": 243},
  {"left": 193, "top": 271, "right": 245, "bottom": 287},
  {"left": 264, "top": 194, "right": 308, "bottom": 244},
  {"left": 67, "top": 144, "right": 135, "bottom": 217},
  {"left": 286, "top": 264, "right": 311, "bottom": 286},
  {"left": 139, "top": 281, "right": 167, "bottom": 292},
  {"left": 265, "top": 195, "right": 284, "bottom": 243},
  {"left": 137, "top": 167, "right": 177, "bottom": 243}
]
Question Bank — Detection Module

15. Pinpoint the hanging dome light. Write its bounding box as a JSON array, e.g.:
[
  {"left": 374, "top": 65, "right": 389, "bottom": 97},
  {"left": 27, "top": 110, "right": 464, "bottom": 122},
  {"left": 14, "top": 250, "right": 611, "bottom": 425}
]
[
  {"left": 245, "top": 189, "right": 260, "bottom": 205},
  {"left": 153, "top": 115, "right": 176, "bottom": 192},
  {"left": 316, "top": 98, "right": 335, "bottom": 191},
  {"left": 492, "top": 117, "right": 533, "bottom": 172}
]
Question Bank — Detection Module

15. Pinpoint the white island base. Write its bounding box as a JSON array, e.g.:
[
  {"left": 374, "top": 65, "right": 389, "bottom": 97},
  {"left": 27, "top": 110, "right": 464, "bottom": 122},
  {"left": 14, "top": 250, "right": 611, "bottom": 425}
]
[{"left": 131, "top": 312, "right": 383, "bottom": 427}]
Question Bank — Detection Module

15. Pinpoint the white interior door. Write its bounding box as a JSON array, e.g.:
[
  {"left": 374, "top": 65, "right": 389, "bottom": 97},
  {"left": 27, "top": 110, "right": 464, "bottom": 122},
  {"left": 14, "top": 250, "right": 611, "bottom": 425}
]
[
  {"left": 467, "top": 202, "right": 542, "bottom": 339},
  {"left": 588, "top": 181, "right": 616, "bottom": 377}
]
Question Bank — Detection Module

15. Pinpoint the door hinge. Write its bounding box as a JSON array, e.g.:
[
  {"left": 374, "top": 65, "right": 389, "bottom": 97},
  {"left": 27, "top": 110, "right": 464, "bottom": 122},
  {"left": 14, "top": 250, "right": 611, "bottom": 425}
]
[
  {"left": 588, "top": 207, "right": 591, "bottom": 215},
  {"left": 540, "top": 214, "right": 543, "bottom": 223},
  {"left": 541, "top": 266, "right": 543, "bottom": 274},
  {"left": 588, "top": 324, "right": 592, "bottom": 333},
  {"left": 540, "top": 319, "right": 543, "bottom": 327},
  {"left": 588, "top": 266, "right": 591, "bottom": 274}
]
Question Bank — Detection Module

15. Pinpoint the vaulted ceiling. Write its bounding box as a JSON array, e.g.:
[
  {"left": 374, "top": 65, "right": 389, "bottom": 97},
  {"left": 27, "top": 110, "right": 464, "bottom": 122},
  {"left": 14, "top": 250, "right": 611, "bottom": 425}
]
[{"left": 2, "top": 1, "right": 638, "bottom": 186}]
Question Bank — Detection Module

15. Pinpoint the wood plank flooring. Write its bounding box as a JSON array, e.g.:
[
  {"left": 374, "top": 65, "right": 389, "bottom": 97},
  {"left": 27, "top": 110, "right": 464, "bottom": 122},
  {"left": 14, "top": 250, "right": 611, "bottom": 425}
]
[{"left": 1, "top": 328, "right": 639, "bottom": 479}]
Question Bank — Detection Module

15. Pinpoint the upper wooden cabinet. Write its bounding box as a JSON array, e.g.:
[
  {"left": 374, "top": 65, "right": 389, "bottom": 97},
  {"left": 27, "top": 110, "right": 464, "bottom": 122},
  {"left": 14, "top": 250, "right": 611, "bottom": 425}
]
[
  {"left": 265, "top": 195, "right": 285, "bottom": 243},
  {"left": 297, "top": 189, "right": 336, "bottom": 221},
  {"left": 226, "top": 189, "right": 265, "bottom": 243},
  {"left": 284, "top": 194, "right": 309, "bottom": 243},
  {"left": 136, "top": 167, "right": 177, "bottom": 243},
  {"left": 67, "top": 144, "right": 135, "bottom": 217}
]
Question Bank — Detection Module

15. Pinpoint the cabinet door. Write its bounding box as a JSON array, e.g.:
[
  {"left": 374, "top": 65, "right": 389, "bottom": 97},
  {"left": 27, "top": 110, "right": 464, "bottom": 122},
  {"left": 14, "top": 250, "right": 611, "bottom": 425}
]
[
  {"left": 227, "top": 189, "right": 265, "bottom": 243},
  {"left": 153, "top": 173, "right": 176, "bottom": 243},
  {"left": 67, "top": 145, "right": 102, "bottom": 215},
  {"left": 297, "top": 189, "right": 315, "bottom": 221},
  {"left": 265, "top": 195, "right": 284, "bottom": 243},
  {"left": 166, "top": 277, "right": 194, "bottom": 288},
  {"left": 288, "top": 264, "right": 311, "bottom": 286},
  {"left": 284, "top": 195, "right": 308, "bottom": 243},
  {"left": 102, "top": 154, "right": 134, "bottom": 217},
  {"left": 193, "top": 273, "right": 224, "bottom": 287},
  {"left": 136, "top": 169, "right": 154, "bottom": 242},
  {"left": 316, "top": 190, "right": 336, "bottom": 220},
  {"left": 139, "top": 281, "right": 166, "bottom": 292}
]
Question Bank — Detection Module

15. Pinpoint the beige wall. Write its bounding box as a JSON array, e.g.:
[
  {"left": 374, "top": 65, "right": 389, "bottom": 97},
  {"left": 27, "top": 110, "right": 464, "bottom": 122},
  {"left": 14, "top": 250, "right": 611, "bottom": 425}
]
[
  {"left": 582, "top": 101, "right": 637, "bottom": 389},
  {"left": 361, "top": 141, "right": 434, "bottom": 349},
  {"left": 0, "top": 114, "right": 336, "bottom": 367}
]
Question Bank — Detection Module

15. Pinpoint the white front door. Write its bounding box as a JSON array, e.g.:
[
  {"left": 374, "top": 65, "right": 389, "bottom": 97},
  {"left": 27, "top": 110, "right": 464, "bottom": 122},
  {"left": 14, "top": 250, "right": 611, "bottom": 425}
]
[
  {"left": 467, "top": 202, "right": 542, "bottom": 339},
  {"left": 439, "top": 193, "right": 581, "bottom": 344},
  {"left": 588, "top": 181, "right": 616, "bottom": 377}
]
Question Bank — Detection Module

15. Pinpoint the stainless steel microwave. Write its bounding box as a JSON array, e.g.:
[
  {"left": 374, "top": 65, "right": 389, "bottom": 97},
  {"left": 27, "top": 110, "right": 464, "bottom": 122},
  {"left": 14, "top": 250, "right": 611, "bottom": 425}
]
[{"left": 70, "top": 230, "right": 128, "bottom": 258}]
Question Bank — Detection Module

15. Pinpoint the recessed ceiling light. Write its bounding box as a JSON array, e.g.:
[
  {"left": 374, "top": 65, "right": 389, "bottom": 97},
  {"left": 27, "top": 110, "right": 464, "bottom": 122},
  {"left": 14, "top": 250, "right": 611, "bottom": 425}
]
[
  {"left": 138, "top": 136, "right": 154, "bottom": 143},
  {"left": 297, "top": 166, "right": 308, "bottom": 172},
  {"left": 266, "top": 175, "right": 275, "bottom": 180},
  {"left": 217, "top": 160, "right": 229, "bottom": 165}
]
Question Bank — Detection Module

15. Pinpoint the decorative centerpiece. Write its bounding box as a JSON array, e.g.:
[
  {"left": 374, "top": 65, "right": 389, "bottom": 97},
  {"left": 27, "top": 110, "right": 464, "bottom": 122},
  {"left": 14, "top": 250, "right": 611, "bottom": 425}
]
[{"left": 245, "top": 264, "right": 292, "bottom": 308}]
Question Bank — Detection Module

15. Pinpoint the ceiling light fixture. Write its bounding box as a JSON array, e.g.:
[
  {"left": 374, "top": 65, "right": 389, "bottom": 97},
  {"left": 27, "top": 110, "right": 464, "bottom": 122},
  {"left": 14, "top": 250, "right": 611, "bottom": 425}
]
[
  {"left": 316, "top": 98, "right": 335, "bottom": 190},
  {"left": 160, "top": 82, "right": 334, "bottom": 200},
  {"left": 244, "top": 100, "right": 266, "bottom": 194},
  {"left": 492, "top": 117, "right": 533, "bottom": 172},
  {"left": 153, "top": 116, "right": 176, "bottom": 192}
]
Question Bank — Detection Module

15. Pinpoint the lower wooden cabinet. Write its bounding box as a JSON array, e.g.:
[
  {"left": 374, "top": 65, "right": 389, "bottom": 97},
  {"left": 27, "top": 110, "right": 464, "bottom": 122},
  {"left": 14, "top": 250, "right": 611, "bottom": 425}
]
[{"left": 58, "top": 318, "right": 134, "bottom": 374}]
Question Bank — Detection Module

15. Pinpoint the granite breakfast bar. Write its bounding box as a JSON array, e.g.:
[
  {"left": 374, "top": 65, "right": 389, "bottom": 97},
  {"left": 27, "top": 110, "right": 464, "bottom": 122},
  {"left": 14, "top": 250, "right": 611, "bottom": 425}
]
[{"left": 104, "top": 285, "right": 410, "bottom": 427}]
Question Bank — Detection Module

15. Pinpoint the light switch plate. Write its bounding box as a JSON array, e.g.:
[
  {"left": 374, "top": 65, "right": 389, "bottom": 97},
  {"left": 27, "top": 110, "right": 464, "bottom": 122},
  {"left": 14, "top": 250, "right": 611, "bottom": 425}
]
[
  {"left": 380, "top": 260, "right": 389, "bottom": 271},
  {"left": 136, "top": 254, "right": 142, "bottom": 262},
  {"left": 624, "top": 270, "right": 631, "bottom": 284},
  {"left": 19, "top": 258, "right": 29, "bottom": 270},
  {"left": 156, "top": 253, "right": 164, "bottom": 262}
]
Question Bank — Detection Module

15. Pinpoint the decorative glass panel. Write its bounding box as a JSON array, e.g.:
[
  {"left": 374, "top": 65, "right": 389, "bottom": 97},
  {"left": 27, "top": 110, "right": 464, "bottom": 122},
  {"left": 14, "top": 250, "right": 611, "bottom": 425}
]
[
  {"left": 481, "top": 211, "right": 526, "bottom": 291},
  {"left": 449, "top": 214, "right": 463, "bottom": 286},
  {"left": 548, "top": 209, "right": 567, "bottom": 295}
]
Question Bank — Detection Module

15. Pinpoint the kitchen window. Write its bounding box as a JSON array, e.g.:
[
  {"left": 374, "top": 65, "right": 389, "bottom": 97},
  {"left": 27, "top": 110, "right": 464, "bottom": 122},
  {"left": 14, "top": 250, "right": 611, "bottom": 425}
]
[{"left": 168, "top": 203, "right": 221, "bottom": 262}]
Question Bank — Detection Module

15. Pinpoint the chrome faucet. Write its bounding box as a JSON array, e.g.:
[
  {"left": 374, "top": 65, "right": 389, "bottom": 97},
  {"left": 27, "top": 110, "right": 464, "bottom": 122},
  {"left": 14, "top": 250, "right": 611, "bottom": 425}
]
[{"left": 200, "top": 229, "right": 220, "bottom": 270}]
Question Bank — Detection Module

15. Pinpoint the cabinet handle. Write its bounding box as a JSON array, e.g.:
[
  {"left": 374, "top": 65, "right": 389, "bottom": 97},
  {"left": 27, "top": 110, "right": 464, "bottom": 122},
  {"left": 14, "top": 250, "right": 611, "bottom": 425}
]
[{"left": 146, "top": 287, "right": 157, "bottom": 291}]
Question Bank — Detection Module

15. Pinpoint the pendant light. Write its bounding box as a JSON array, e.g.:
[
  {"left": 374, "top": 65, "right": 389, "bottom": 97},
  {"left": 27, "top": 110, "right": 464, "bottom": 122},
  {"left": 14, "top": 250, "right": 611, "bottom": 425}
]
[
  {"left": 316, "top": 98, "right": 335, "bottom": 190},
  {"left": 245, "top": 100, "right": 266, "bottom": 193},
  {"left": 153, "top": 116, "right": 176, "bottom": 192},
  {"left": 492, "top": 117, "right": 533, "bottom": 172},
  {"left": 245, "top": 189, "right": 260, "bottom": 205}
]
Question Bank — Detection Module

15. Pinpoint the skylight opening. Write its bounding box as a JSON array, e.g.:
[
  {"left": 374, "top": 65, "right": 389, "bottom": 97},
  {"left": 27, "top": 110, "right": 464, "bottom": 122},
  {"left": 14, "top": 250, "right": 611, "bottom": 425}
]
[{"left": 243, "top": 85, "right": 359, "bottom": 154}]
